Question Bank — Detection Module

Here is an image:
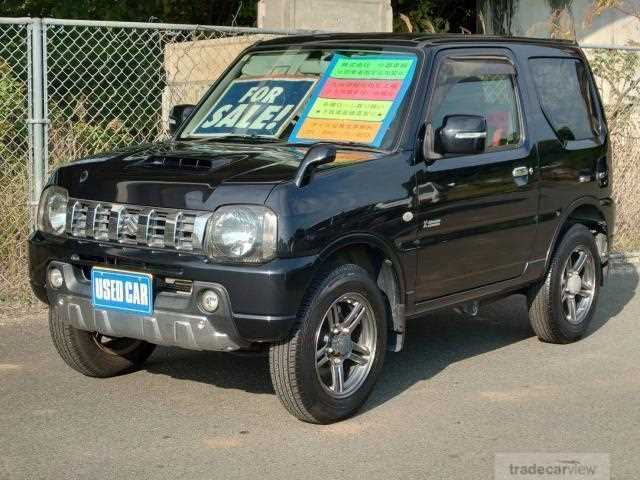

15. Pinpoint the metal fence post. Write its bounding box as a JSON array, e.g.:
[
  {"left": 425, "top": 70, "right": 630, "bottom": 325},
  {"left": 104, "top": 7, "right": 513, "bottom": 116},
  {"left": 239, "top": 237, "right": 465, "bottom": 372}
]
[
  {"left": 0, "top": 16, "right": 306, "bottom": 302},
  {"left": 29, "top": 17, "right": 46, "bottom": 224}
]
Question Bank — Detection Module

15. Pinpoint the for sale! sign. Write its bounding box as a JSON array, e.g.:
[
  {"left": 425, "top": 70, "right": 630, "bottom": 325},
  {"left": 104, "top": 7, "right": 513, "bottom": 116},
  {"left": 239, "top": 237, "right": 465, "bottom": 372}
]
[{"left": 192, "top": 78, "right": 316, "bottom": 138}]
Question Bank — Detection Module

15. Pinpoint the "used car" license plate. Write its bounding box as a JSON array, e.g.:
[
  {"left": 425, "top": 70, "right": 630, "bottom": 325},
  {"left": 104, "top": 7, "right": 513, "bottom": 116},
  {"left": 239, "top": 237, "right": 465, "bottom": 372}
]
[{"left": 91, "top": 267, "right": 153, "bottom": 315}]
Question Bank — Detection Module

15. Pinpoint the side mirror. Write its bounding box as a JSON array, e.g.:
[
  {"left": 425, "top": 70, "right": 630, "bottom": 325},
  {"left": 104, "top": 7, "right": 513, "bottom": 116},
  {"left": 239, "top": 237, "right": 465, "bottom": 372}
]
[
  {"left": 168, "top": 104, "right": 195, "bottom": 135},
  {"left": 294, "top": 144, "right": 337, "bottom": 188},
  {"left": 437, "top": 115, "right": 487, "bottom": 156}
]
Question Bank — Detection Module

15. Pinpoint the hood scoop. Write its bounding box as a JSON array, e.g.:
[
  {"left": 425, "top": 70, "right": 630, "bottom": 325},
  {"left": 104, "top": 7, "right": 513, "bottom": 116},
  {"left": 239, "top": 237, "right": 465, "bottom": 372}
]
[{"left": 136, "top": 153, "right": 250, "bottom": 172}]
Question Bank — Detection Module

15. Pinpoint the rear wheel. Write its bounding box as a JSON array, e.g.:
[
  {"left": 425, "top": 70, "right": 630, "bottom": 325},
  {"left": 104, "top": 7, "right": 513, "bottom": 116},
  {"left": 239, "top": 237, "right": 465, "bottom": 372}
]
[
  {"left": 269, "top": 264, "right": 387, "bottom": 423},
  {"left": 49, "top": 308, "right": 156, "bottom": 377},
  {"left": 528, "top": 224, "right": 602, "bottom": 343}
]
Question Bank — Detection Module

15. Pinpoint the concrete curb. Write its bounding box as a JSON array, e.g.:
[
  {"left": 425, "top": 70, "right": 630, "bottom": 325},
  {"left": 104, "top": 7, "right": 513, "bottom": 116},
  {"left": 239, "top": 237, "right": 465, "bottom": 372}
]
[
  {"left": 610, "top": 252, "right": 640, "bottom": 264},
  {"left": 609, "top": 251, "right": 640, "bottom": 274}
]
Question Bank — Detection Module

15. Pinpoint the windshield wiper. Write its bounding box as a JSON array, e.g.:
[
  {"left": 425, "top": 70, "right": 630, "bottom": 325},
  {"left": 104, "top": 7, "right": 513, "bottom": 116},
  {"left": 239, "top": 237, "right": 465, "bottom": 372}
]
[
  {"left": 287, "top": 141, "right": 385, "bottom": 153},
  {"left": 188, "top": 135, "right": 282, "bottom": 144},
  {"left": 185, "top": 135, "right": 385, "bottom": 152}
]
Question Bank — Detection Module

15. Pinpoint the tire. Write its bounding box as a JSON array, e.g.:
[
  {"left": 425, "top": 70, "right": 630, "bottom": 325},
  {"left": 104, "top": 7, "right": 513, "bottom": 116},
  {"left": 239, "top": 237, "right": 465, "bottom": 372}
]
[
  {"left": 528, "top": 224, "right": 602, "bottom": 344},
  {"left": 269, "top": 263, "right": 388, "bottom": 424},
  {"left": 49, "top": 307, "right": 156, "bottom": 378}
]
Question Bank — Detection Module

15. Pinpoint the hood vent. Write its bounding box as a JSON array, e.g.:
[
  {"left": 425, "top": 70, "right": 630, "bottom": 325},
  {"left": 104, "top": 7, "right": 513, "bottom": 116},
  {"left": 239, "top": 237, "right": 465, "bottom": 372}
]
[
  {"left": 137, "top": 152, "right": 252, "bottom": 172},
  {"left": 141, "top": 155, "right": 216, "bottom": 171}
]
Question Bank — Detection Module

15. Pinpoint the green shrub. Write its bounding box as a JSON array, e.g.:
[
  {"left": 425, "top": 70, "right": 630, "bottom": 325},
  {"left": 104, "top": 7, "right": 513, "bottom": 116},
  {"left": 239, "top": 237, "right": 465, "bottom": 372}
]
[{"left": 0, "top": 59, "right": 30, "bottom": 303}]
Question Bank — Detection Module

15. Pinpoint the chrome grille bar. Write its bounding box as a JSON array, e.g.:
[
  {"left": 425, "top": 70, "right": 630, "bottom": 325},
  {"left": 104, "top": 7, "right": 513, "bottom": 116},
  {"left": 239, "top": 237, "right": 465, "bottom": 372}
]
[
  {"left": 146, "top": 210, "right": 167, "bottom": 248},
  {"left": 108, "top": 204, "right": 123, "bottom": 241},
  {"left": 68, "top": 200, "right": 88, "bottom": 237},
  {"left": 66, "top": 198, "right": 211, "bottom": 254},
  {"left": 164, "top": 212, "right": 178, "bottom": 248},
  {"left": 93, "top": 204, "right": 111, "bottom": 240},
  {"left": 84, "top": 204, "right": 96, "bottom": 239}
]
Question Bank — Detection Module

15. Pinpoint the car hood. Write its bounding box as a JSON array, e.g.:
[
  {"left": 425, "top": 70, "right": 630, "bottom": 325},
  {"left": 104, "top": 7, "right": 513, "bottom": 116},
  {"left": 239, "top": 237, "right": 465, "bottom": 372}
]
[{"left": 52, "top": 141, "right": 312, "bottom": 210}]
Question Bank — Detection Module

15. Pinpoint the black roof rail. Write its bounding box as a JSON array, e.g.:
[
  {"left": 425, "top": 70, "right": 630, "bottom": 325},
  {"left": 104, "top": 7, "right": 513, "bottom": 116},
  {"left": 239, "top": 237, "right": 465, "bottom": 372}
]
[
  {"left": 419, "top": 33, "right": 578, "bottom": 46},
  {"left": 254, "top": 33, "right": 580, "bottom": 50}
]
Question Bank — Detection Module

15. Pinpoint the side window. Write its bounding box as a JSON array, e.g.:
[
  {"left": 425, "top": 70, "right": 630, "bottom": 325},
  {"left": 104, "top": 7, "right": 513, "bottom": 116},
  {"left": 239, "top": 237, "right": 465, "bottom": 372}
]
[
  {"left": 430, "top": 57, "right": 522, "bottom": 154},
  {"left": 529, "top": 57, "right": 599, "bottom": 141}
]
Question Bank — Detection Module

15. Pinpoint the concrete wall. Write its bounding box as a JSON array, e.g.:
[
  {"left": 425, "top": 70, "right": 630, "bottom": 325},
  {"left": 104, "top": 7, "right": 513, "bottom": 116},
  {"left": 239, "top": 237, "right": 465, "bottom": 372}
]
[
  {"left": 162, "top": 35, "right": 269, "bottom": 131},
  {"left": 257, "top": 0, "right": 393, "bottom": 32},
  {"left": 577, "top": 0, "right": 640, "bottom": 45},
  {"left": 480, "top": 0, "right": 640, "bottom": 45},
  {"left": 479, "top": 0, "right": 640, "bottom": 109}
]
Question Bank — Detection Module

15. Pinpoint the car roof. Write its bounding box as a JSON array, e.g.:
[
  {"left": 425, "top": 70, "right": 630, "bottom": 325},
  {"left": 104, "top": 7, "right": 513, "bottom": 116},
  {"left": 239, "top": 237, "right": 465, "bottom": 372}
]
[{"left": 256, "top": 33, "right": 579, "bottom": 51}]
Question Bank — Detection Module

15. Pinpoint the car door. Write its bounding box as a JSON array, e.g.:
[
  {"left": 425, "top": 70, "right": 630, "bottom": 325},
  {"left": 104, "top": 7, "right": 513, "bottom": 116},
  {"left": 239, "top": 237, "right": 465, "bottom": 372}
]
[{"left": 413, "top": 48, "right": 540, "bottom": 302}]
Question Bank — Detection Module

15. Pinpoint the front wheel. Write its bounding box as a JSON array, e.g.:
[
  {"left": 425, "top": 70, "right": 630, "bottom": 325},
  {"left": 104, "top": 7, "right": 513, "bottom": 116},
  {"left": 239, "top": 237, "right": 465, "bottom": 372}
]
[
  {"left": 269, "top": 264, "right": 387, "bottom": 423},
  {"left": 49, "top": 308, "right": 156, "bottom": 378}
]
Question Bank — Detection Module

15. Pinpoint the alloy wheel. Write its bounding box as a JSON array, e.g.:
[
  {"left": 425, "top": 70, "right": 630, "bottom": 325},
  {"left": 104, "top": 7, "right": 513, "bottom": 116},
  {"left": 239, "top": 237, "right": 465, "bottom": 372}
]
[
  {"left": 561, "top": 246, "right": 597, "bottom": 325},
  {"left": 314, "top": 293, "right": 378, "bottom": 398}
]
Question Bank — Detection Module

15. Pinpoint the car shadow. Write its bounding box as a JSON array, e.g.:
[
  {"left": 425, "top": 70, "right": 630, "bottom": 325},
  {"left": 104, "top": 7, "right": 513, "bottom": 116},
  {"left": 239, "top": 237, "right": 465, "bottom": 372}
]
[
  {"left": 145, "top": 347, "right": 274, "bottom": 395},
  {"left": 364, "top": 263, "right": 638, "bottom": 413},
  {"left": 143, "top": 265, "right": 638, "bottom": 411},
  {"left": 363, "top": 295, "right": 535, "bottom": 413},
  {"left": 585, "top": 260, "right": 639, "bottom": 337}
]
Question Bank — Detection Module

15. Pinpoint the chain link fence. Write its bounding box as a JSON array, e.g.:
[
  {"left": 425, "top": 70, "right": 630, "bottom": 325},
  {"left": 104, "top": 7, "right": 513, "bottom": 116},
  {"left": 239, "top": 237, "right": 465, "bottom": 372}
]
[
  {"left": 583, "top": 45, "right": 640, "bottom": 253},
  {"left": 0, "top": 19, "right": 32, "bottom": 304},
  {"left": 1, "top": 19, "right": 640, "bottom": 306},
  {"left": 0, "top": 17, "right": 299, "bottom": 306},
  {"left": 43, "top": 20, "right": 287, "bottom": 169}
]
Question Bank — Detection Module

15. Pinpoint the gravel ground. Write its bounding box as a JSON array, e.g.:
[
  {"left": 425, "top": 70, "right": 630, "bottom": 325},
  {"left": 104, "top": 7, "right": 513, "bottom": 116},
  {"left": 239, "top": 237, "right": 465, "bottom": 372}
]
[{"left": 1, "top": 263, "right": 638, "bottom": 479}]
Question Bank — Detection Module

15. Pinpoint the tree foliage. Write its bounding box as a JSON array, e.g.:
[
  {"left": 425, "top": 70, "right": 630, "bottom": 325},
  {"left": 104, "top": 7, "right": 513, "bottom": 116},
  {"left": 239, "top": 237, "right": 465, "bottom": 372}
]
[
  {"left": 2, "top": 0, "right": 477, "bottom": 32},
  {"left": 391, "top": 0, "right": 476, "bottom": 33},
  {"left": 1, "top": 0, "right": 259, "bottom": 26}
]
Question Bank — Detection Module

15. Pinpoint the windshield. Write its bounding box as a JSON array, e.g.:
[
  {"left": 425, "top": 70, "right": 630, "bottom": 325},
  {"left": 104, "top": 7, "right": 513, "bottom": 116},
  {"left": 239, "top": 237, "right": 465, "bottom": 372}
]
[{"left": 179, "top": 48, "right": 419, "bottom": 150}]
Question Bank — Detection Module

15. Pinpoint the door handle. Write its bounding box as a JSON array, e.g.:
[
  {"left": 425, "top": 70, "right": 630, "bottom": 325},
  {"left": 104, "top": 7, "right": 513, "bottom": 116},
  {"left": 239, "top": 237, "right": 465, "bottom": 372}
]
[{"left": 512, "top": 166, "right": 532, "bottom": 178}]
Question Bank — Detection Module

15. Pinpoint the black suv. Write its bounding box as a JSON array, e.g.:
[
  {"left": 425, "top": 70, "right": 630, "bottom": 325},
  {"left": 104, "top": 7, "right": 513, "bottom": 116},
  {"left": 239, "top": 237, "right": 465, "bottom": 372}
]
[{"left": 29, "top": 34, "right": 614, "bottom": 423}]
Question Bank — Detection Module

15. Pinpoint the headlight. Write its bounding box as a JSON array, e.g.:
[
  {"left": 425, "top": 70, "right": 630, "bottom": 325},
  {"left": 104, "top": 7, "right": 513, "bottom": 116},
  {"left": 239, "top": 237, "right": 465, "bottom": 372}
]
[
  {"left": 204, "top": 205, "right": 277, "bottom": 263},
  {"left": 37, "top": 186, "right": 68, "bottom": 235}
]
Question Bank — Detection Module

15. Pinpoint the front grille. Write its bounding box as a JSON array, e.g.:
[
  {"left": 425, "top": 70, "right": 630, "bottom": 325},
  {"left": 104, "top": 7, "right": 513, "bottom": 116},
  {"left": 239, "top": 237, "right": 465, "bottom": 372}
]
[{"left": 65, "top": 199, "right": 211, "bottom": 253}]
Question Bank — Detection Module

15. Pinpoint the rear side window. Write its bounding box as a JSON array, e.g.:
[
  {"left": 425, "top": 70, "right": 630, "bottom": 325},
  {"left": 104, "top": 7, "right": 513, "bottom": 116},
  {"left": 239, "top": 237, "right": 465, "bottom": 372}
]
[
  {"left": 430, "top": 57, "right": 522, "bottom": 153},
  {"left": 529, "top": 58, "right": 598, "bottom": 141}
]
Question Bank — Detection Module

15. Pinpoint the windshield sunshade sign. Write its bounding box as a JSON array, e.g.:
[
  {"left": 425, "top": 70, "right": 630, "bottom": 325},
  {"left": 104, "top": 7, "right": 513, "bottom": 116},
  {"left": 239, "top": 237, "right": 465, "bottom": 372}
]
[
  {"left": 192, "top": 78, "right": 316, "bottom": 137},
  {"left": 288, "top": 54, "right": 417, "bottom": 147}
]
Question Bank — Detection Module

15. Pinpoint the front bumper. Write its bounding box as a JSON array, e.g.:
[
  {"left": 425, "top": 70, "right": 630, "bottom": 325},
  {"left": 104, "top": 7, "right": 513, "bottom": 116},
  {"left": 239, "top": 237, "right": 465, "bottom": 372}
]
[
  {"left": 49, "top": 262, "right": 249, "bottom": 351},
  {"left": 29, "top": 232, "right": 318, "bottom": 347}
]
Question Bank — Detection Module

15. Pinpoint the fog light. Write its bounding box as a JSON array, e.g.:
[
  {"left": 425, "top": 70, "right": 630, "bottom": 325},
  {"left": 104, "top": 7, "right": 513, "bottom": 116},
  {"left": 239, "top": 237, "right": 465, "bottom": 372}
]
[
  {"left": 48, "top": 268, "right": 64, "bottom": 289},
  {"left": 199, "top": 289, "right": 219, "bottom": 313}
]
